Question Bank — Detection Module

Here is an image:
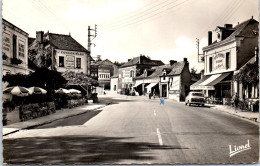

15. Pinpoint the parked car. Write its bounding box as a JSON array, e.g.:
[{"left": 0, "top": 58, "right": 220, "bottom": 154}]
[{"left": 185, "top": 91, "right": 205, "bottom": 106}]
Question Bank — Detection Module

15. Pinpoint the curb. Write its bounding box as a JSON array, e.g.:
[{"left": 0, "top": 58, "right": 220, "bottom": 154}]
[
  {"left": 3, "top": 104, "right": 107, "bottom": 136},
  {"left": 211, "top": 105, "right": 259, "bottom": 124}
]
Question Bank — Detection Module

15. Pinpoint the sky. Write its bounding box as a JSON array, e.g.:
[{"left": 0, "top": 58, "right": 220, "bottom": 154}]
[{"left": 2, "top": 0, "right": 259, "bottom": 72}]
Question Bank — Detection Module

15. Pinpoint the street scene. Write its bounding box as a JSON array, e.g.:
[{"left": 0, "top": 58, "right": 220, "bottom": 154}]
[{"left": 2, "top": 0, "right": 259, "bottom": 165}]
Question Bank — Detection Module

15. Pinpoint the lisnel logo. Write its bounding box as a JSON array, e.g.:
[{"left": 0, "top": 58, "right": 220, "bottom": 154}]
[{"left": 229, "top": 140, "right": 251, "bottom": 157}]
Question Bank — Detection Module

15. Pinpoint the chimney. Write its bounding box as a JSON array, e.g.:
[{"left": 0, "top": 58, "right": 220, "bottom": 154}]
[
  {"left": 169, "top": 60, "right": 177, "bottom": 66},
  {"left": 128, "top": 59, "right": 131, "bottom": 62},
  {"left": 252, "top": 16, "right": 253, "bottom": 19},
  {"left": 208, "top": 31, "right": 212, "bottom": 45},
  {"left": 184, "top": 57, "right": 187, "bottom": 63},
  {"left": 224, "top": 24, "right": 233, "bottom": 28},
  {"left": 36, "top": 31, "right": 44, "bottom": 43}
]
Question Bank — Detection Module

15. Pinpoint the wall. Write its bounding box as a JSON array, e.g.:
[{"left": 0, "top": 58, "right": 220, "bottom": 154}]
[
  {"left": 168, "top": 75, "right": 180, "bottom": 101},
  {"left": 118, "top": 66, "right": 136, "bottom": 91},
  {"left": 204, "top": 41, "right": 236, "bottom": 75},
  {"left": 110, "top": 77, "right": 118, "bottom": 92},
  {"left": 2, "top": 20, "right": 29, "bottom": 76},
  {"left": 55, "top": 49, "right": 87, "bottom": 74}
]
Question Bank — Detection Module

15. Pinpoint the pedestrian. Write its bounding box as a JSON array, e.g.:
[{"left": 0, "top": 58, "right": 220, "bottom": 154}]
[
  {"left": 153, "top": 89, "right": 156, "bottom": 99},
  {"left": 160, "top": 98, "right": 165, "bottom": 105},
  {"left": 232, "top": 93, "right": 239, "bottom": 113}
]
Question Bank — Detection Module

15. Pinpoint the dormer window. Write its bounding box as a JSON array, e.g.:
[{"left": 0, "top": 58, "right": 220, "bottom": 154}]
[{"left": 162, "top": 69, "right": 166, "bottom": 80}]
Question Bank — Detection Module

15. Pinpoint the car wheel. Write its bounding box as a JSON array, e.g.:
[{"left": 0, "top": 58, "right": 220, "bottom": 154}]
[
  {"left": 185, "top": 102, "right": 187, "bottom": 105},
  {"left": 188, "top": 101, "right": 191, "bottom": 106},
  {"left": 202, "top": 104, "right": 204, "bottom": 107}
]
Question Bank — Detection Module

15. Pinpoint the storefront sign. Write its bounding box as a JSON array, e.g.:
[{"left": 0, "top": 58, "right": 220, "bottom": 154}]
[
  {"left": 169, "top": 90, "right": 180, "bottom": 94},
  {"left": 122, "top": 77, "right": 133, "bottom": 83},
  {"left": 57, "top": 50, "right": 85, "bottom": 56},
  {"left": 66, "top": 56, "right": 75, "bottom": 68},
  {"left": 213, "top": 53, "right": 224, "bottom": 70}
]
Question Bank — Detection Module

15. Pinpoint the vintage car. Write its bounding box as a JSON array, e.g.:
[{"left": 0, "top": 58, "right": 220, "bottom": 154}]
[{"left": 185, "top": 91, "right": 205, "bottom": 106}]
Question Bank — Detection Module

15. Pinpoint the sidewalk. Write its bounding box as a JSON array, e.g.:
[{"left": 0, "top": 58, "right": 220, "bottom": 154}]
[
  {"left": 209, "top": 104, "right": 259, "bottom": 123},
  {"left": 3, "top": 102, "right": 106, "bottom": 136}
]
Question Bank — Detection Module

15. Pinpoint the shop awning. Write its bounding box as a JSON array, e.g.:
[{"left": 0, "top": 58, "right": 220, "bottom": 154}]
[
  {"left": 190, "top": 72, "right": 231, "bottom": 90},
  {"left": 190, "top": 75, "right": 211, "bottom": 90},
  {"left": 146, "top": 82, "right": 158, "bottom": 89},
  {"left": 133, "top": 81, "right": 143, "bottom": 88}
]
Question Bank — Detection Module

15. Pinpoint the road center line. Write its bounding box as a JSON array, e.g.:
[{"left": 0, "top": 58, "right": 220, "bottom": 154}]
[
  {"left": 154, "top": 110, "right": 156, "bottom": 116},
  {"left": 156, "top": 128, "right": 163, "bottom": 146}
]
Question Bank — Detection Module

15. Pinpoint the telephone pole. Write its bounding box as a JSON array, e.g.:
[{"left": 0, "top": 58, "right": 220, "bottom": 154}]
[
  {"left": 88, "top": 24, "right": 97, "bottom": 75},
  {"left": 196, "top": 38, "right": 204, "bottom": 63}
]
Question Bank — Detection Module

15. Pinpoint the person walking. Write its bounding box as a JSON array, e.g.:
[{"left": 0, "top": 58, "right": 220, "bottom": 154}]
[
  {"left": 152, "top": 89, "right": 156, "bottom": 99},
  {"left": 232, "top": 92, "right": 239, "bottom": 113}
]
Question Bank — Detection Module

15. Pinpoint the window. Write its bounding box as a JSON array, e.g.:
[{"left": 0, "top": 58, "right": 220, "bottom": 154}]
[
  {"left": 226, "top": 52, "right": 230, "bottom": 69},
  {"left": 209, "top": 57, "right": 213, "bottom": 72},
  {"left": 76, "top": 58, "right": 81, "bottom": 68},
  {"left": 18, "top": 43, "right": 25, "bottom": 57},
  {"left": 163, "top": 73, "right": 166, "bottom": 80},
  {"left": 130, "top": 70, "right": 134, "bottom": 77},
  {"left": 59, "top": 56, "right": 64, "bottom": 67},
  {"left": 13, "top": 35, "right": 17, "bottom": 58}
]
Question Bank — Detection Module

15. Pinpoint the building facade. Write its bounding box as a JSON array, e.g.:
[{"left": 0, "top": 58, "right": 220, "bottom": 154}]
[
  {"left": 95, "top": 59, "right": 119, "bottom": 89},
  {"left": 118, "top": 55, "right": 164, "bottom": 95},
  {"left": 160, "top": 58, "right": 191, "bottom": 101},
  {"left": 110, "top": 75, "right": 119, "bottom": 92},
  {"left": 29, "top": 31, "right": 92, "bottom": 75},
  {"left": 191, "top": 18, "right": 258, "bottom": 101},
  {"left": 2, "top": 19, "right": 31, "bottom": 76}
]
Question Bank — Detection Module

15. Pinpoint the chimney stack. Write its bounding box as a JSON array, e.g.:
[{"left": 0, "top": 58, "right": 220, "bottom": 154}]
[
  {"left": 169, "top": 60, "right": 177, "bottom": 66},
  {"left": 224, "top": 24, "right": 233, "bottom": 28},
  {"left": 208, "top": 31, "right": 212, "bottom": 45},
  {"left": 36, "top": 31, "right": 44, "bottom": 43},
  {"left": 183, "top": 57, "right": 187, "bottom": 63}
]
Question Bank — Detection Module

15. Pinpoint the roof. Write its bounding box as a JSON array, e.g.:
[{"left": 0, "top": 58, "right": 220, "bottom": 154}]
[
  {"left": 2, "top": 18, "right": 29, "bottom": 36},
  {"left": 95, "top": 59, "right": 115, "bottom": 66},
  {"left": 203, "top": 18, "right": 259, "bottom": 50},
  {"left": 167, "top": 61, "right": 186, "bottom": 76},
  {"left": 47, "top": 33, "right": 90, "bottom": 53},
  {"left": 120, "top": 56, "right": 164, "bottom": 68},
  {"left": 136, "top": 64, "right": 173, "bottom": 79}
]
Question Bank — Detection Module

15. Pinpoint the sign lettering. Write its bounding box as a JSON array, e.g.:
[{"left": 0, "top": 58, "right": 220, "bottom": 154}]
[{"left": 214, "top": 53, "right": 224, "bottom": 70}]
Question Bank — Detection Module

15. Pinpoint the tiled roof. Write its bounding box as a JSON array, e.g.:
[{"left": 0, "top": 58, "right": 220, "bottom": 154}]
[
  {"left": 203, "top": 18, "right": 259, "bottom": 50},
  {"left": 47, "top": 33, "right": 90, "bottom": 53},
  {"left": 120, "top": 56, "right": 164, "bottom": 68},
  {"left": 167, "top": 61, "right": 185, "bottom": 76}
]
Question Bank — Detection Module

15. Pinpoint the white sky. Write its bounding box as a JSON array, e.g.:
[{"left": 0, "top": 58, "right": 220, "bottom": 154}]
[{"left": 2, "top": 0, "right": 259, "bottom": 71}]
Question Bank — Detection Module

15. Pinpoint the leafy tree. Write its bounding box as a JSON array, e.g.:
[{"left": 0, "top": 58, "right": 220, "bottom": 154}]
[{"left": 190, "top": 67, "right": 197, "bottom": 74}]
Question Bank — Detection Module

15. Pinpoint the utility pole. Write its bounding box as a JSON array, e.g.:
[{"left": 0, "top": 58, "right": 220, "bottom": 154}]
[
  {"left": 196, "top": 38, "right": 204, "bottom": 63},
  {"left": 88, "top": 25, "right": 97, "bottom": 76}
]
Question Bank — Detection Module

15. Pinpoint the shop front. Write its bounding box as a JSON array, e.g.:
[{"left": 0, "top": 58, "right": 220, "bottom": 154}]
[{"left": 191, "top": 72, "right": 232, "bottom": 104}]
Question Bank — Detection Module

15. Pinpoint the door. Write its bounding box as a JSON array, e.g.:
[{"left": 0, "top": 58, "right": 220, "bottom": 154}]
[{"left": 162, "top": 84, "right": 167, "bottom": 97}]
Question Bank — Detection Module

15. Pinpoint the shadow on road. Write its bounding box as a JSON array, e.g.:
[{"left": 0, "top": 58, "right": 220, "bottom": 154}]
[
  {"left": 99, "top": 97, "right": 137, "bottom": 105},
  {"left": 4, "top": 135, "right": 178, "bottom": 164}
]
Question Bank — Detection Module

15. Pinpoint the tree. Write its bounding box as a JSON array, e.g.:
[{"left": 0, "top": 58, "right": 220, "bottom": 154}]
[{"left": 190, "top": 67, "right": 197, "bottom": 74}]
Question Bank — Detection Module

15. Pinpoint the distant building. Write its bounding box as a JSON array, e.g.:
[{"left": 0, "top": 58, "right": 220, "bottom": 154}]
[
  {"left": 191, "top": 18, "right": 258, "bottom": 101},
  {"left": 94, "top": 59, "right": 119, "bottom": 89},
  {"left": 118, "top": 55, "right": 164, "bottom": 95},
  {"left": 160, "top": 58, "right": 190, "bottom": 101},
  {"left": 29, "top": 31, "right": 93, "bottom": 75},
  {"left": 110, "top": 75, "right": 119, "bottom": 92}
]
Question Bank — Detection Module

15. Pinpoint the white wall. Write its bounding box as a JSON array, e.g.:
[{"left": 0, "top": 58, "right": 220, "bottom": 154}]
[
  {"left": 110, "top": 77, "right": 118, "bottom": 92},
  {"left": 204, "top": 41, "right": 236, "bottom": 75},
  {"left": 55, "top": 49, "right": 87, "bottom": 74}
]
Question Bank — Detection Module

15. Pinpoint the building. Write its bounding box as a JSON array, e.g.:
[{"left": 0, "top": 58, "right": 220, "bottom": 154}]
[
  {"left": 134, "top": 61, "right": 176, "bottom": 96},
  {"left": 191, "top": 18, "right": 258, "bottom": 101},
  {"left": 94, "top": 59, "right": 119, "bottom": 89},
  {"left": 160, "top": 58, "right": 190, "bottom": 101},
  {"left": 2, "top": 19, "right": 31, "bottom": 76},
  {"left": 110, "top": 75, "right": 119, "bottom": 92},
  {"left": 118, "top": 55, "right": 164, "bottom": 95},
  {"left": 29, "top": 31, "right": 92, "bottom": 75}
]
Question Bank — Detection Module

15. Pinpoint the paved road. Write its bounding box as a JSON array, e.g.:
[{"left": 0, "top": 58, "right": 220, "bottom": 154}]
[{"left": 3, "top": 96, "right": 259, "bottom": 164}]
